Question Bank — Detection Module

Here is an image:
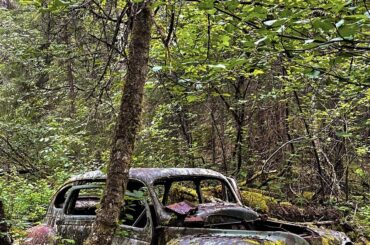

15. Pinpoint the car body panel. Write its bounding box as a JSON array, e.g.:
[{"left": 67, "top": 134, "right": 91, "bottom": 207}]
[{"left": 162, "top": 227, "right": 309, "bottom": 245}]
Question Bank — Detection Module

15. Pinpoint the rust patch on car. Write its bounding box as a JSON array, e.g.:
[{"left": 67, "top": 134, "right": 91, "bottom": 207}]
[
  {"left": 184, "top": 215, "right": 204, "bottom": 223},
  {"left": 166, "top": 201, "right": 197, "bottom": 215}
]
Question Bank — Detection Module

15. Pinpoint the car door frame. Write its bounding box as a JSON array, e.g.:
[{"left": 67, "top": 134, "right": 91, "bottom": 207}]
[{"left": 57, "top": 181, "right": 153, "bottom": 245}]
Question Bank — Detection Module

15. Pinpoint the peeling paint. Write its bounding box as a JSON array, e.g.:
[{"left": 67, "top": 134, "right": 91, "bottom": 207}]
[{"left": 67, "top": 168, "right": 228, "bottom": 185}]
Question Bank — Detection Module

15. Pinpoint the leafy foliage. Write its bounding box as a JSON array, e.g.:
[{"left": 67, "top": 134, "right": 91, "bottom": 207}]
[
  {"left": 0, "top": 0, "right": 369, "bottom": 242},
  {"left": 0, "top": 171, "right": 68, "bottom": 238}
]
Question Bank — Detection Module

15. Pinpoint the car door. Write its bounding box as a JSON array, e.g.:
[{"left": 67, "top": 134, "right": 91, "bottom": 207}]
[
  {"left": 46, "top": 184, "right": 72, "bottom": 228},
  {"left": 112, "top": 180, "right": 153, "bottom": 245},
  {"left": 57, "top": 181, "right": 152, "bottom": 245},
  {"left": 56, "top": 185, "right": 100, "bottom": 245}
]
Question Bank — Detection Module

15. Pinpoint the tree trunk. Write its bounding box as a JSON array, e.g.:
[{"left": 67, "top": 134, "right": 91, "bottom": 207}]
[
  {"left": 36, "top": 2, "right": 52, "bottom": 89},
  {"left": 84, "top": 2, "right": 152, "bottom": 245},
  {"left": 0, "top": 200, "right": 11, "bottom": 245},
  {"left": 233, "top": 120, "right": 243, "bottom": 175},
  {"left": 293, "top": 91, "right": 326, "bottom": 199},
  {"left": 0, "top": 0, "right": 15, "bottom": 9},
  {"left": 67, "top": 57, "right": 76, "bottom": 116},
  {"left": 62, "top": 22, "right": 76, "bottom": 116},
  {"left": 210, "top": 104, "right": 228, "bottom": 173}
]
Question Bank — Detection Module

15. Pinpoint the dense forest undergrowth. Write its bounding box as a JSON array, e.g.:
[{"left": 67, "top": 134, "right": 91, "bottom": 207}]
[{"left": 0, "top": 0, "right": 369, "bottom": 243}]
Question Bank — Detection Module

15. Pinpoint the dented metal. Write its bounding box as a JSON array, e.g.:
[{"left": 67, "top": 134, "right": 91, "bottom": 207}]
[{"left": 24, "top": 168, "right": 352, "bottom": 245}]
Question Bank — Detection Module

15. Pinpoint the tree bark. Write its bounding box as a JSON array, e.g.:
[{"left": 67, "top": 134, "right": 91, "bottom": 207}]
[
  {"left": 36, "top": 2, "right": 52, "bottom": 89},
  {"left": 84, "top": 2, "right": 152, "bottom": 245},
  {"left": 293, "top": 91, "right": 326, "bottom": 199},
  {"left": 0, "top": 0, "right": 15, "bottom": 9},
  {"left": 62, "top": 22, "right": 76, "bottom": 116},
  {"left": 0, "top": 200, "right": 11, "bottom": 245}
]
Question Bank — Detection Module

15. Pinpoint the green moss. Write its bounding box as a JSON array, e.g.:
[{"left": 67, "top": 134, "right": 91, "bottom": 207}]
[
  {"left": 263, "top": 240, "right": 286, "bottom": 245},
  {"left": 244, "top": 239, "right": 261, "bottom": 244},
  {"left": 321, "top": 236, "right": 336, "bottom": 245},
  {"left": 240, "top": 190, "right": 277, "bottom": 213},
  {"left": 302, "top": 191, "right": 314, "bottom": 200},
  {"left": 279, "top": 201, "right": 292, "bottom": 206},
  {"left": 168, "top": 184, "right": 198, "bottom": 203}
]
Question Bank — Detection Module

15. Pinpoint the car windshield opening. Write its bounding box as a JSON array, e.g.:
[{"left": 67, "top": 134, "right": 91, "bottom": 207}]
[{"left": 154, "top": 177, "right": 236, "bottom": 206}]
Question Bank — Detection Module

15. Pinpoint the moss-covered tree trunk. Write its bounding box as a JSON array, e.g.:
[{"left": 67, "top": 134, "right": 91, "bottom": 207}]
[{"left": 84, "top": 2, "right": 152, "bottom": 245}]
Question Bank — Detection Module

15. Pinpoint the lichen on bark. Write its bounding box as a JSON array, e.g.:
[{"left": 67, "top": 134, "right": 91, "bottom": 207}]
[{"left": 84, "top": 2, "right": 152, "bottom": 244}]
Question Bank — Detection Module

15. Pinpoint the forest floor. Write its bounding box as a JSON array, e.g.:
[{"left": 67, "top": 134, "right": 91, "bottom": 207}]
[{"left": 239, "top": 187, "right": 370, "bottom": 244}]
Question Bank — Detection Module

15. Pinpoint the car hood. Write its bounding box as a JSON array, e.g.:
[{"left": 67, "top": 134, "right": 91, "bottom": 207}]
[{"left": 165, "top": 201, "right": 259, "bottom": 226}]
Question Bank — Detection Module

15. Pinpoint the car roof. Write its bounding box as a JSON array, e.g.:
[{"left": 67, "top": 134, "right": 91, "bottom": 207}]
[{"left": 67, "top": 168, "right": 227, "bottom": 185}]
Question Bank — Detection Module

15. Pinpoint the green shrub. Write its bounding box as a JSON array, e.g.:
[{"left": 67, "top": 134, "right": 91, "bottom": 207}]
[
  {"left": 0, "top": 171, "right": 68, "bottom": 238},
  {"left": 357, "top": 205, "right": 370, "bottom": 239}
]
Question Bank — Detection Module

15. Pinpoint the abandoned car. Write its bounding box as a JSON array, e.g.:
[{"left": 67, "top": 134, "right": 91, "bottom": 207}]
[{"left": 25, "top": 168, "right": 352, "bottom": 244}]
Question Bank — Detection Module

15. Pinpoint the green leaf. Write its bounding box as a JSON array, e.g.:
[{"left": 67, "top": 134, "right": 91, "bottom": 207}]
[
  {"left": 312, "top": 19, "right": 333, "bottom": 31},
  {"left": 125, "top": 213, "right": 134, "bottom": 220},
  {"left": 152, "top": 66, "right": 162, "bottom": 72},
  {"left": 354, "top": 168, "right": 365, "bottom": 177},
  {"left": 339, "top": 23, "right": 359, "bottom": 37},
  {"left": 277, "top": 25, "right": 286, "bottom": 33},
  {"left": 263, "top": 20, "right": 277, "bottom": 26},
  {"left": 252, "top": 69, "right": 264, "bottom": 76},
  {"left": 294, "top": 19, "right": 310, "bottom": 24},
  {"left": 220, "top": 35, "right": 230, "bottom": 47},
  {"left": 198, "top": 0, "right": 214, "bottom": 10},
  {"left": 48, "top": 0, "right": 70, "bottom": 11},
  {"left": 329, "top": 37, "right": 343, "bottom": 42},
  {"left": 208, "top": 64, "right": 226, "bottom": 69},
  {"left": 356, "top": 146, "right": 368, "bottom": 156},
  {"left": 335, "top": 19, "right": 345, "bottom": 28},
  {"left": 365, "top": 10, "right": 370, "bottom": 18},
  {"left": 335, "top": 131, "right": 353, "bottom": 138},
  {"left": 306, "top": 70, "right": 320, "bottom": 79},
  {"left": 186, "top": 95, "right": 199, "bottom": 103},
  {"left": 144, "top": 81, "right": 155, "bottom": 89},
  {"left": 223, "top": 0, "right": 238, "bottom": 11},
  {"left": 61, "top": 239, "right": 76, "bottom": 244},
  {"left": 254, "top": 36, "right": 267, "bottom": 46},
  {"left": 304, "top": 39, "right": 315, "bottom": 44}
]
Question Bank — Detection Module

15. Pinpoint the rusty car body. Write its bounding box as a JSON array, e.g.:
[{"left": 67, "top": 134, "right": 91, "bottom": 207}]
[{"left": 25, "top": 168, "right": 352, "bottom": 245}]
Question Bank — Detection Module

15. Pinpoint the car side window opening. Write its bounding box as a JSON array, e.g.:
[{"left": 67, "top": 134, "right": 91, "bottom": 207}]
[
  {"left": 65, "top": 186, "right": 102, "bottom": 215},
  {"left": 119, "top": 180, "right": 148, "bottom": 228},
  {"left": 54, "top": 186, "right": 72, "bottom": 208},
  {"left": 58, "top": 181, "right": 105, "bottom": 210},
  {"left": 154, "top": 178, "right": 237, "bottom": 206},
  {"left": 200, "top": 179, "right": 236, "bottom": 203}
]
